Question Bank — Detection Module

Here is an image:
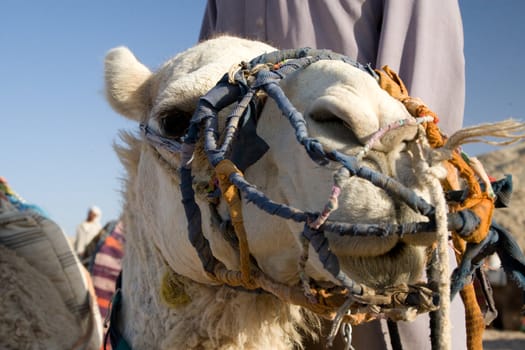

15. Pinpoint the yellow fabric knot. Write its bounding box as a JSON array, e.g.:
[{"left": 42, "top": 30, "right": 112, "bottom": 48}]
[
  {"left": 160, "top": 269, "right": 191, "bottom": 308},
  {"left": 214, "top": 159, "right": 258, "bottom": 288}
]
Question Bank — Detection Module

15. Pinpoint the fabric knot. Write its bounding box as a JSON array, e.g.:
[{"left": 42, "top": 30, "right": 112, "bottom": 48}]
[
  {"left": 215, "top": 159, "right": 243, "bottom": 181},
  {"left": 302, "top": 138, "right": 329, "bottom": 165}
]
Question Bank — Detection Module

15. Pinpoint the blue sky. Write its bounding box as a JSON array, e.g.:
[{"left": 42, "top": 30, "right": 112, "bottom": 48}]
[{"left": 1, "top": 1, "right": 524, "bottom": 238}]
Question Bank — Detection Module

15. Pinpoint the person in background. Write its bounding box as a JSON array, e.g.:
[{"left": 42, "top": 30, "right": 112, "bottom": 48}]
[
  {"left": 74, "top": 206, "right": 102, "bottom": 258},
  {"left": 89, "top": 220, "right": 125, "bottom": 322},
  {"left": 200, "top": 1, "right": 466, "bottom": 349}
]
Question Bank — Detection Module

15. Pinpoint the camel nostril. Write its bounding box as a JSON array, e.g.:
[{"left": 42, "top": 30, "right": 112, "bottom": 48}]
[{"left": 374, "top": 124, "right": 419, "bottom": 151}]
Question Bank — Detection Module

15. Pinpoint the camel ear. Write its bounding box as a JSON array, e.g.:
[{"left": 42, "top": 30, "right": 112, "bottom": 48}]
[{"left": 104, "top": 46, "right": 152, "bottom": 121}]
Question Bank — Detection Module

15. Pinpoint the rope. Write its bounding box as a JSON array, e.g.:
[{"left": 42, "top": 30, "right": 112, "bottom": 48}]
[
  {"left": 355, "top": 116, "right": 434, "bottom": 161},
  {"left": 420, "top": 142, "right": 452, "bottom": 350},
  {"left": 180, "top": 166, "right": 219, "bottom": 275},
  {"left": 309, "top": 185, "right": 341, "bottom": 229}
]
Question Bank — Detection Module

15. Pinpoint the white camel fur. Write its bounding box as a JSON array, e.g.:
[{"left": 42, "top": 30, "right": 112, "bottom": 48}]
[{"left": 104, "top": 36, "right": 522, "bottom": 349}]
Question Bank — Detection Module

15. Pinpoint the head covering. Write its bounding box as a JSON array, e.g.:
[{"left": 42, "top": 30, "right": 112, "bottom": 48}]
[{"left": 89, "top": 206, "right": 102, "bottom": 217}]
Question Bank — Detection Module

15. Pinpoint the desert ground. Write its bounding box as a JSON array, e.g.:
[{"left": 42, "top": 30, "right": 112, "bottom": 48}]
[{"left": 483, "top": 329, "right": 525, "bottom": 349}]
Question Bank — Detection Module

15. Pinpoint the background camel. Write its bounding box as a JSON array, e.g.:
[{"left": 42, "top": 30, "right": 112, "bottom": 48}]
[{"left": 0, "top": 182, "right": 103, "bottom": 350}]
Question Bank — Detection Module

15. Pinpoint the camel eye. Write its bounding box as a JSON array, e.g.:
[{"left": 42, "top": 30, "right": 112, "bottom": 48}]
[{"left": 160, "top": 109, "right": 193, "bottom": 139}]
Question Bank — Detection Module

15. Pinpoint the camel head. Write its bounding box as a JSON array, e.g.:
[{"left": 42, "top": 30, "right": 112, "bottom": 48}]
[
  {"left": 104, "top": 35, "right": 444, "bottom": 340},
  {"left": 104, "top": 36, "right": 525, "bottom": 349}
]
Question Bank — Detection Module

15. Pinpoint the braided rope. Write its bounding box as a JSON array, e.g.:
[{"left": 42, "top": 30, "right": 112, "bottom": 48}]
[
  {"left": 214, "top": 160, "right": 256, "bottom": 288},
  {"left": 415, "top": 136, "right": 452, "bottom": 350}
]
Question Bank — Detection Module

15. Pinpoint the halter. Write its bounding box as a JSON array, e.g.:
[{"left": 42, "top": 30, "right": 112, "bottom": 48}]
[{"left": 139, "top": 48, "right": 520, "bottom": 348}]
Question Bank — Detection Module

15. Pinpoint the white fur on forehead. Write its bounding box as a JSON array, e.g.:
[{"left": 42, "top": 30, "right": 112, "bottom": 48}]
[
  {"left": 105, "top": 37, "right": 276, "bottom": 122},
  {"left": 152, "top": 37, "right": 275, "bottom": 114}
]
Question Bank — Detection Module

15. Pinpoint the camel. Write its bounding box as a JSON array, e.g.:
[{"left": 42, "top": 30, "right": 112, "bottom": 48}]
[
  {"left": 0, "top": 186, "right": 103, "bottom": 350},
  {"left": 104, "top": 36, "right": 525, "bottom": 349}
]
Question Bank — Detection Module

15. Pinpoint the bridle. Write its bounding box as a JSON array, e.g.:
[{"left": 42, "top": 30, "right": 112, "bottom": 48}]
[{"left": 138, "top": 48, "right": 511, "bottom": 348}]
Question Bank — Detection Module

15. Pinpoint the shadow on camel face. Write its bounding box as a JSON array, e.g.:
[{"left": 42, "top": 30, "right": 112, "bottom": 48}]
[{"left": 104, "top": 35, "right": 440, "bottom": 293}]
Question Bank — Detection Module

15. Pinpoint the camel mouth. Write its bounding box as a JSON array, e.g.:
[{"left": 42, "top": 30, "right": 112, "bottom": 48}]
[
  {"left": 316, "top": 147, "right": 435, "bottom": 287},
  {"left": 335, "top": 241, "right": 429, "bottom": 288},
  {"left": 307, "top": 130, "right": 437, "bottom": 259}
]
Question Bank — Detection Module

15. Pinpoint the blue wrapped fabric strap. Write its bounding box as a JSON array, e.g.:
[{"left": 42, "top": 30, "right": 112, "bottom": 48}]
[
  {"left": 180, "top": 167, "right": 219, "bottom": 274},
  {"left": 322, "top": 210, "right": 479, "bottom": 238},
  {"left": 218, "top": 90, "right": 255, "bottom": 155},
  {"left": 450, "top": 221, "right": 525, "bottom": 299},
  {"left": 184, "top": 78, "right": 241, "bottom": 145},
  {"left": 302, "top": 224, "right": 363, "bottom": 295},
  {"left": 229, "top": 172, "right": 310, "bottom": 223},
  {"left": 248, "top": 47, "right": 378, "bottom": 80}
]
